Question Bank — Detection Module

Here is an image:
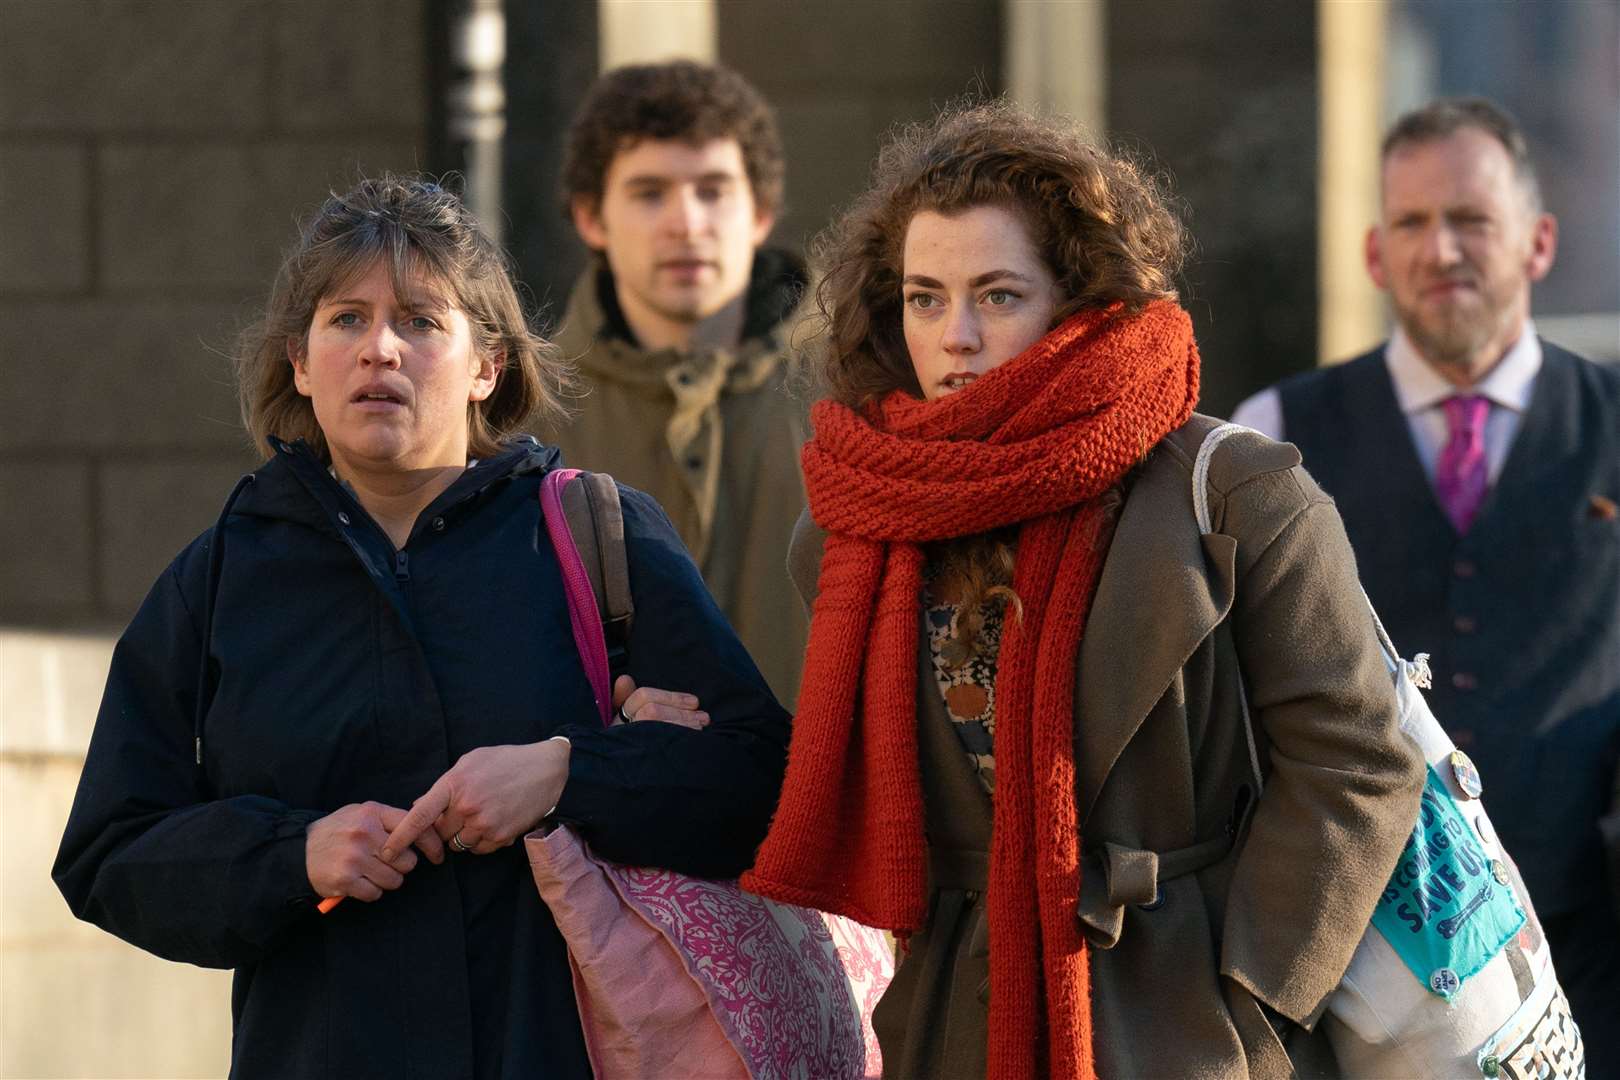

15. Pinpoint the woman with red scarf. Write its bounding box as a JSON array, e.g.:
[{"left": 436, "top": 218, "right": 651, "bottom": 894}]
[{"left": 740, "top": 102, "right": 1426, "bottom": 1078}]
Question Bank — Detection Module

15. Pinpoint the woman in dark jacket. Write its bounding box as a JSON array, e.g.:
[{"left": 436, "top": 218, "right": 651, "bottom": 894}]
[{"left": 52, "top": 176, "right": 790, "bottom": 1079}]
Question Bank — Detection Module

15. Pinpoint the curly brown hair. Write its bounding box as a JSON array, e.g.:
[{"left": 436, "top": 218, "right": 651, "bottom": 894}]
[
  {"left": 812, "top": 100, "right": 1185, "bottom": 658},
  {"left": 561, "top": 60, "right": 786, "bottom": 216},
  {"left": 237, "top": 175, "right": 568, "bottom": 461},
  {"left": 814, "top": 99, "right": 1185, "bottom": 409}
]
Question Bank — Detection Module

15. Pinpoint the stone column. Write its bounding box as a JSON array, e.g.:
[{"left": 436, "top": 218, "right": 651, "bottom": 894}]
[
  {"left": 1004, "top": 0, "right": 1107, "bottom": 133},
  {"left": 1318, "top": 0, "right": 1388, "bottom": 366}
]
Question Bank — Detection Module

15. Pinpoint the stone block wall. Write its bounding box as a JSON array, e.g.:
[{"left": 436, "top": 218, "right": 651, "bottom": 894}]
[
  {"left": 719, "top": 0, "right": 1003, "bottom": 262},
  {"left": 0, "top": 0, "right": 428, "bottom": 629},
  {"left": 0, "top": 3, "right": 427, "bottom": 1075}
]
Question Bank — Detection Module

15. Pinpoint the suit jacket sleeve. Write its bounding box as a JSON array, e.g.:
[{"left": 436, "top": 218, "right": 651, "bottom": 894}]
[
  {"left": 52, "top": 549, "right": 323, "bottom": 970},
  {"left": 550, "top": 487, "right": 792, "bottom": 878},
  {"left": 1217, "top": 464, "right": 1426, "bottom": 1024}
]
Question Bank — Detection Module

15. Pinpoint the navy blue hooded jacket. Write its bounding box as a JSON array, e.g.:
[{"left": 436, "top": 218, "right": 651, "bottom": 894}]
[{"left": 53, "top": 437, "right": 792, "bottom": 1078}]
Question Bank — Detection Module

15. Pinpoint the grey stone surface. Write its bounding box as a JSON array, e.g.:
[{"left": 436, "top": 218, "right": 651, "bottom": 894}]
[
  {"left": 722, "top": 1, "right": 1001, "bottom": 272},
  {"left": 721, "top": 1, "right": 999, "bottom": 93},
  {"left": 0, "top": 629, "right": 116, "bottom": 752},
  {"left": 273, "top": 0, "right": 427, "bottom": 133},
  {"left": 0, "top": 299, "right": 254, "bottom": 452},
  {"left": 0, "top": 1, "right": 270, "bottom": 134},
  {"left": 0, "top": 141, "right": 91, "bottom": 293},
  {"left": 98, "top": 455, "right": 258, "bottom": 620},
  {"left": 0, "top": 2, "right": 429, "bottom": 1075},
  {"left": 1, "top": 751, "right": 234, "bottom": 1077},
  {"left": 0, "top": 460, "right": 94, "bottom": 616},
  {"left": 767, "top": 98, "right": 886, "bottom": 256},
  {"left": 98, "top": 138, "right": 420, "bottom": 294}
]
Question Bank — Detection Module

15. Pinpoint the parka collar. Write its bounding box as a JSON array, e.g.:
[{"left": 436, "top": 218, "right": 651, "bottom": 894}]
[
  {"left": 237, "top": 436, "right": 563, "bottom": 530},
  {"left": 553, "top": 248, "right": 811, "bottom": 393}
]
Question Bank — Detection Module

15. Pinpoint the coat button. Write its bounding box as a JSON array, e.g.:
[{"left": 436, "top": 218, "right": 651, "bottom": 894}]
[
  {"left": 1138, "top": 886, "right": 1165, "bottom": 911},
  {"left": 1453, "top": 615, "right": 1477, "bottom": 634},
  {"left": 337, "top": 511, "right": 351, "bottom": 526},
  {"left": 676, "top": 371, "right": 694, "bottom": 386},
  {"left": 432, "top": 516, "right": 446, "bottom": 532},
  {"left": 686, "top": 456, "right": 703, "bottom": 470},
  {"left": 1449, "top": 749, "right": 1483, "bottom": 798},
  {"left": 1452, "top": 559, "right": 1476, "bottom": 578},
  {"left": 1451, "top": 672, "right": 1478, "bottom": 691},
  {"left": 1481, "top": 1054, "right": 1500, "bottom": 1077},
  {"left": 1491, "top": 859, "right": 1510, "bottom": 886}
]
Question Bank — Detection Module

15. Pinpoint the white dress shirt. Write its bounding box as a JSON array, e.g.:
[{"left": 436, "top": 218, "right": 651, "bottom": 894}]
[{"left": 1228, "top": 322, "right": 1543, "bottom": 485}]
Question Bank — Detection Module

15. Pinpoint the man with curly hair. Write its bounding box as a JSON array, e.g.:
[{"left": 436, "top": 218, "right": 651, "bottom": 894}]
[{"left": 548, "top": 60, "right": 810, "bottom": 706}]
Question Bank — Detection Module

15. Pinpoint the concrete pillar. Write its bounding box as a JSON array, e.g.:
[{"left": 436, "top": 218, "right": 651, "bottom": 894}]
[
  {"left": 451, "top": 0, "right": 508, "bottom": 243},
  {"left": 600, "top": 0, "right": 716, "bottom": 68},
  {"left": 1318, "top": 0, "right": 1388, "bottom": 365},
  {"left": 2, "top": 630, "right": 234, "bottom": 1078},
  {"left": 1004, "top": 0, "right": 1107, "bottom": 133}
]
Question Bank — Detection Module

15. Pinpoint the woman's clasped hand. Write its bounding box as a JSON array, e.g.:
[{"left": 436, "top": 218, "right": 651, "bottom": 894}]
[{"left": 309, "top": 673, "right": 708, "bottom": 904}]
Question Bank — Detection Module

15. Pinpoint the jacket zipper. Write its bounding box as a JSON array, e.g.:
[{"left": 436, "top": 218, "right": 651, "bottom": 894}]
[{"left": 394, "top": 551, "right": 410, "bottom": 582}]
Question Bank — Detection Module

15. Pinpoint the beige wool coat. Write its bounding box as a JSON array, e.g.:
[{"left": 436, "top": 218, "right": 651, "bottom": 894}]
[
  {"left": 788, "top": 415, "right": 1427, "bottom": 1078},
  {"left": 544, "top": 254, "right": 813, "bottom": 706}
]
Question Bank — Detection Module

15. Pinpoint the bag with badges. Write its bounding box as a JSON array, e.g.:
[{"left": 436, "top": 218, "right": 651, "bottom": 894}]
[{"left": 1196, "top": 425, "right": 1586, "bottom": 1080}]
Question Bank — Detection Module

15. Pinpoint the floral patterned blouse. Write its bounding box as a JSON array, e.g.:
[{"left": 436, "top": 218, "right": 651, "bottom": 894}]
[{"left": 922, "top": 564, "right": 1003, "bottom": 796}]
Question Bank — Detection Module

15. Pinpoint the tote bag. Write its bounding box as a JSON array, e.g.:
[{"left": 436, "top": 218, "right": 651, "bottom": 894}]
[{"left": 1196, "top": 424, "right": 1585, "bottom": 1080}]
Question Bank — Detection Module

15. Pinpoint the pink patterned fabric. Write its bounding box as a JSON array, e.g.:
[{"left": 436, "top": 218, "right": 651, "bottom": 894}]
[
  {"left": 526, "top": 825, "right": 891, "bottom": 1080},
  {"left": 1436, "top": 394, "right": 1491, "bottom": 534}
]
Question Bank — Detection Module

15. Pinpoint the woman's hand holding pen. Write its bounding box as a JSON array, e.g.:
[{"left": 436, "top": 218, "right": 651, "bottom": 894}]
[
  {"left": 306, "top": 801, "right": 444, "bottom": 905},
  {"left": 321, "top": 678, "right": 708, "bottom": 914}
]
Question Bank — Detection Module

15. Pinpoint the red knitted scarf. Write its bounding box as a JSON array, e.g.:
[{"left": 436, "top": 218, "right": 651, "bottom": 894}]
[{"left": 741, "top": 301, "right": 1199, "bottom": 1078}]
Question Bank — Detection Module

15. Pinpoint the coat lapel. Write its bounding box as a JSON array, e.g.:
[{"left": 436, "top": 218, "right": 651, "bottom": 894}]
[{"left": 1074, "top": 442, "right": 1236, "bottom": 825}]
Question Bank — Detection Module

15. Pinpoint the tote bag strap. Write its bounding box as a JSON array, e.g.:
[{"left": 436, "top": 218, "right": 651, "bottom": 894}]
[
  {"left": 1191, "top": 422, "right": 1268, "bottom": 794},
  {"left": 1192, "top": 423, "right": 1432, "bottom": 796},
  {"left": 541, "top": 469, "right": 634, "bottom": 728},
  {"left": 1194, "top": 423, "right": 1417, "bottom": 676}
]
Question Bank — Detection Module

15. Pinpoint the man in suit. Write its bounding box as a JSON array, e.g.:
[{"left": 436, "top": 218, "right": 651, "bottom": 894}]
[{"left": 1233, "top": 96, "right": 1619, "bottom": 1060}]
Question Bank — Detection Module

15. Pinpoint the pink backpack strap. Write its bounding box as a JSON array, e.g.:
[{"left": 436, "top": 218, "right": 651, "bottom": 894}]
[{"left": 541, "top": 468, "right": 614, "bottom": 727}]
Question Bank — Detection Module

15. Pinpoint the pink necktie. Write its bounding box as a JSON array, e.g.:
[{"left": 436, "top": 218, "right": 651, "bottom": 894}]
[{"left": 1436, "top": 394, "right": 1491, "bottom": 534}]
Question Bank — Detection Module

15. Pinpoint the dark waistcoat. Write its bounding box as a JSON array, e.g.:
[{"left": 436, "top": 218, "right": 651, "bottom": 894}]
[{"left": 1278, "top": 343, "right": 1620, "bottom": 914}]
